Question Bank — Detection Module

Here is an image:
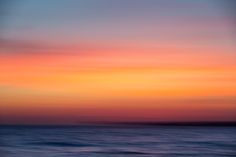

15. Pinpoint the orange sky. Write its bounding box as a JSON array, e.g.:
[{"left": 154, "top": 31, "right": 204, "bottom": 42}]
[
  {"left": 0, "top": 0, "right": 236, "bottom": 124},
  {"left": 1, "top": 44, "right": 235, "bottom": 124}
]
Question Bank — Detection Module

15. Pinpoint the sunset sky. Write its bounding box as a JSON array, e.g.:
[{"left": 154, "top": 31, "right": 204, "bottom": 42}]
[{"left": 0, "top": 0, "right": 235, "bottom": 124}]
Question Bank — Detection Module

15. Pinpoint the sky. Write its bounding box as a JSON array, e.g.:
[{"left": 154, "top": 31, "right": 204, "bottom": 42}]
[{"left": 0, "top": 0, "right": 236, "bottom": 124}]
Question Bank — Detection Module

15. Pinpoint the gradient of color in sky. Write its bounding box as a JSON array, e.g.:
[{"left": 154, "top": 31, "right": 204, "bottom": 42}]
[{"left": 0, "top": 0, "right": 236, "bottom": 124}]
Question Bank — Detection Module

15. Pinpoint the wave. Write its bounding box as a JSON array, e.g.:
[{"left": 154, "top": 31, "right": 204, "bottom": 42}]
[
  {"left": 29, "top": 141, "right": 92, "bottom": 147},
  {"left": 93, "top": 150, "right": 151, "bottom": 155}
]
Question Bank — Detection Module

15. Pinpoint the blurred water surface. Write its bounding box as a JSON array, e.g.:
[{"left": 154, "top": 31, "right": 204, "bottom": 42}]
[{"left": 0, "top": 126, "right": 235, "bottom": 157}]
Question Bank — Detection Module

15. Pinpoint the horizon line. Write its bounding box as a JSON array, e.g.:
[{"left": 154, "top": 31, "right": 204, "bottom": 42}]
[{"left": 1, "top": 121, "right": 236, "bottom": 127}]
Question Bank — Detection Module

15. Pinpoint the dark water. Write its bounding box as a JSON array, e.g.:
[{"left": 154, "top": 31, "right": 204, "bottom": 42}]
[{"left": 0, "top": 126, "right": 235, "bottom": 157}]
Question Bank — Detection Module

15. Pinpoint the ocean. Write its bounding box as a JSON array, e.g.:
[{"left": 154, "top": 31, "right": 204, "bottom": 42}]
[{"left": 0, "top": 125, "right": 235, "bottom": 157}]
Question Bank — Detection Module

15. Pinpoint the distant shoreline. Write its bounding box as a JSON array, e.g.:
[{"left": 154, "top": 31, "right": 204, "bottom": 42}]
[{"left": 1, "top": 121, "right": 236, "bottom": 127}]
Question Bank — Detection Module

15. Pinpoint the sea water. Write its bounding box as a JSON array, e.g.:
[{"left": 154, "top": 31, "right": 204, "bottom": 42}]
[{"left": 0, "top": 125, "right": 235, "bottom": 157}]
